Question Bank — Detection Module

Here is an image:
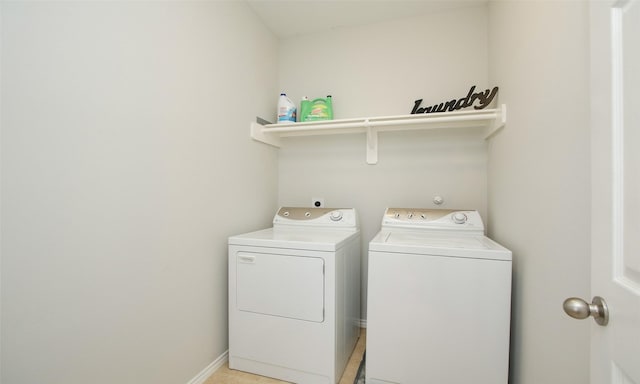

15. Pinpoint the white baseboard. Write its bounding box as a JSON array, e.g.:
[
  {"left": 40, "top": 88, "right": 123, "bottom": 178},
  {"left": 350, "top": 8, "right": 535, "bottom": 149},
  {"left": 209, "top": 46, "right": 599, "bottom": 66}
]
[{"left": 187, "top": 350, "right": 228, "bottom": 384}]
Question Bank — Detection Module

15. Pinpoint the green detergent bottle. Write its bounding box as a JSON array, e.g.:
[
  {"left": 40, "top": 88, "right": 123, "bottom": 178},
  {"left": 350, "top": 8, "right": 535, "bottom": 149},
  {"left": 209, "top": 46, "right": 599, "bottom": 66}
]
[{"left": 300, "top": 95, "right": 333, "bottom": 122}]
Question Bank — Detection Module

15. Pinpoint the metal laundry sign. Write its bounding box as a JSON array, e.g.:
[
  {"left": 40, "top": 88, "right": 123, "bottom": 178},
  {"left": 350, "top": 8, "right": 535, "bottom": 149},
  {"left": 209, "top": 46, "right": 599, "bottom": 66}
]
[{"left": 411, "top": 85, "right": 499, "bottom": 114}]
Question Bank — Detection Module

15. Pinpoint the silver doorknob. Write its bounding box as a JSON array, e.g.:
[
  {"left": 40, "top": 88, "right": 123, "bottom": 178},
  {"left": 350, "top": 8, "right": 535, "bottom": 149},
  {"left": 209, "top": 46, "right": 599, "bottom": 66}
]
[{"left": 563, "top": 296, "right": 609, "bottom": 326}]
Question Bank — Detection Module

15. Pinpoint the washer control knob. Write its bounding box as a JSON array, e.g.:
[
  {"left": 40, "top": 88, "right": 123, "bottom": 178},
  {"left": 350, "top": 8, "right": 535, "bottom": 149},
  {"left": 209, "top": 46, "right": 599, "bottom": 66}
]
[
  {"left": 329, "top": 211, "right": 343, "bottom": 221},
  {"left": 283, "top": 211, "right": 290, "bottom": 217},
  {"left": 452, "top": 212, "right": 468, "bottom": 224},
  {"left": 407, "top": 212, "right": 414, "bottom": 219},
  {"left": 305, "top": 211, "right": 311, "bottom": 217}
]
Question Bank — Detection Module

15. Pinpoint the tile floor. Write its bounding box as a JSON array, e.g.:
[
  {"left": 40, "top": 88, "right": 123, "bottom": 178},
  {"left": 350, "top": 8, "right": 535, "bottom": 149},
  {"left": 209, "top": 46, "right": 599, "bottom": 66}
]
[{"left": 205, "top": 328, "right": 366, "bottom": 384}]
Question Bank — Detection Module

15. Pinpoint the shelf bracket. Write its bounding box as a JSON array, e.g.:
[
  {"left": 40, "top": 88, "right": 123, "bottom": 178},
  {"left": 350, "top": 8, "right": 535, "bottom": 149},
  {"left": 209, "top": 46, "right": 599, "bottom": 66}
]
[
  {"left": 250, "top": 122, "right": 281, "bottom": 148},
  {"left": 365, "top": 119, "right": 378, "bottom": 165},
  {"left": 485, "top": 104, "right": 507, "bottom": 139}
]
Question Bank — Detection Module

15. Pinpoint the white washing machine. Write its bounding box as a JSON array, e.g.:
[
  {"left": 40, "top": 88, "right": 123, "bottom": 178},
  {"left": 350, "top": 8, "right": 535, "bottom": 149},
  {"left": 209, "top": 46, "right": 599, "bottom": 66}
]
[
  {"left": 228, "top": 207, "right": 361, "bottom": 384},
  {"left": 366, "top": 208, "right": 512, "bottom": 384}
]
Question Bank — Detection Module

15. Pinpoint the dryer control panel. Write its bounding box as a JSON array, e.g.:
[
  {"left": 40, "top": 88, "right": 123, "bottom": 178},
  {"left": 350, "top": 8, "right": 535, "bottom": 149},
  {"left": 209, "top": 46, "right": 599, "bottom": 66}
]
[
  {"left": 382, "top": 208, "right": 484, "bottom": 233},
  {"left": 274, "top": 207, "right": 358, "bottom": 229}
]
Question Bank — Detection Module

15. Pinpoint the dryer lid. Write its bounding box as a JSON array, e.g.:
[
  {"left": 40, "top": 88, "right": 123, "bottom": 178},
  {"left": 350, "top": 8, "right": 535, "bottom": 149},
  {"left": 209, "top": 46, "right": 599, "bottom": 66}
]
[{"left": 229, "top": 227, "right": 360, "bottom": 251}]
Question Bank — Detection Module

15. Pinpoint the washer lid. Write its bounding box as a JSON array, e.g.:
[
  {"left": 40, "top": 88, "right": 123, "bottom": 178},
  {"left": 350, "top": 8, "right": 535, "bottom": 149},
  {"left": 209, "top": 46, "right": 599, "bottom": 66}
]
[
  {"left": 229, "top": 227, "right": 360, "bottom": 251},
  {"left": 369, "top": 230, "right": 512, "bottom": 261}
]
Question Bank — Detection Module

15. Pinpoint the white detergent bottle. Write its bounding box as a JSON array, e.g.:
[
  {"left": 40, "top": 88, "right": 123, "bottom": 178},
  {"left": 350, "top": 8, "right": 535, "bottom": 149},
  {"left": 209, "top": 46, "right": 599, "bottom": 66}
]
[{"left": 277, "top": 93, "right": 296, "bottom": 123}]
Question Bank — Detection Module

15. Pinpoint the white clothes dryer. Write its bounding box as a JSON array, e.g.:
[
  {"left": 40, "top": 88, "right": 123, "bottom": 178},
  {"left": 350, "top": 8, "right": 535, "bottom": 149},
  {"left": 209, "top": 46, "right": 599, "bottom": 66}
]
[
  {"left": 366, "top": 208, "right": 512, "bottom": 384},
  {"left": 228, "top": 207, "right": 361, "bottom": 384}
]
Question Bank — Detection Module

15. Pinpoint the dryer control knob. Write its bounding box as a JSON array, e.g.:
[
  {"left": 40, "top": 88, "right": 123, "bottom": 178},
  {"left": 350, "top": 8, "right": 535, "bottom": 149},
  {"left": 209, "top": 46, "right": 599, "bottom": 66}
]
[
  {"left": 452, "top": 212, "right": 468, "bottom": 224},
  {"left": 329, "top": 211, "right": 343, "bottom": 221}
]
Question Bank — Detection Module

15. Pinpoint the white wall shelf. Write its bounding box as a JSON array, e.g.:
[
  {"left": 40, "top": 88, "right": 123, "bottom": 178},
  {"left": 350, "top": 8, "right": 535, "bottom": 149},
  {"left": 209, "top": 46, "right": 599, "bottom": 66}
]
[{"left": 251, "top": 104, "right": 507, "bottom": 164}]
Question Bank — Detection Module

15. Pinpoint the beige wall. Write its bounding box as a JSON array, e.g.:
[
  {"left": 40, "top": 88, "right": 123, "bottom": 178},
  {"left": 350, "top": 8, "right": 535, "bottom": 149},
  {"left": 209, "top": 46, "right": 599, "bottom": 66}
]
[
  {"left": 487, "top": 2, "right": 591, "bottom": 383},
  {"left": 276, "top": 4, "right": 491, "bottom": 319},
  {"left": 277, "top": 2, "right": 592, "bottom": 383},
  {"left": 0, "top": 2, "right": 278, "bottom": 383}
]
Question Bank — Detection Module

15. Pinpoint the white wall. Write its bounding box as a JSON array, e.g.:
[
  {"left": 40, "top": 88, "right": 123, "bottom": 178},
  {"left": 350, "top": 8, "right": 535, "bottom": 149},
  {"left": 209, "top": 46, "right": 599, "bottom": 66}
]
[
  {"left": 0, "top": 2, "right": 278, "bottom": 383},
  {"left": 277, "top": 4, "right": 491, "bottom": 320},
  {"left": 487, "top": 2, "right": 590, "bottom": 383}
]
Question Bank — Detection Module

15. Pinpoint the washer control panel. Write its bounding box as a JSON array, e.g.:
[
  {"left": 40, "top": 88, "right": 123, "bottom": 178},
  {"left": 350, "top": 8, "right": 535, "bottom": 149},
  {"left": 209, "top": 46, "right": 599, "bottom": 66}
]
[
  {"left": 382, "top": 208, "right": 484, "bottom": 232},
  {"left": 274, "top": 207, "right": 358, "bottom": 228}
]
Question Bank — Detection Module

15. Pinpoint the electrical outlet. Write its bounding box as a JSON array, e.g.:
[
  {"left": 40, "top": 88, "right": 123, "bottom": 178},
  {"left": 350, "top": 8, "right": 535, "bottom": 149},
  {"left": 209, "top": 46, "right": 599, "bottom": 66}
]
[{"left": 312, "top": 198, "right": 324, "bottom": 208}]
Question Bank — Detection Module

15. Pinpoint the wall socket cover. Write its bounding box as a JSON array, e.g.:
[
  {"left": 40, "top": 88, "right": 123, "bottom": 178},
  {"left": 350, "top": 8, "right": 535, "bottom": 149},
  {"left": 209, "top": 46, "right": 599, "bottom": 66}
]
[{"left": 312, "top": 198, "right": 324, "bottom": 208}]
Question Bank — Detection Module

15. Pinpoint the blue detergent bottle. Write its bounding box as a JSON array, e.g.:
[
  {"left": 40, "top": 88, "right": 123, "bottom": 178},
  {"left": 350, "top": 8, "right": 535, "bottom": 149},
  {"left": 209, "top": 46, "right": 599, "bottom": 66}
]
[{"left": 277, "top": 93, "right": 297, "bottom": 123}]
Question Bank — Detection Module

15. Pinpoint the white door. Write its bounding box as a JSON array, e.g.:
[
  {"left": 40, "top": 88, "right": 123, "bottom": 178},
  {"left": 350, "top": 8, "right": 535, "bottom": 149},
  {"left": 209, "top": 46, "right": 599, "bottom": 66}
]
[
  {"left": 235, "top": 251, "right": 325, "bottom": 322},
  {"left": 587, "top": 0, "right": 640, "bottom": 382}
]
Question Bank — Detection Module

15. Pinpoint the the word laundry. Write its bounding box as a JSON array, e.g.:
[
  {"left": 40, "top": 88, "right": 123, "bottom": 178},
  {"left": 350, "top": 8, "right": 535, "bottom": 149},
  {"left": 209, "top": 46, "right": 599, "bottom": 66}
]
[{"left": 411, "top": 86, "right": 499, "bottom": 114}]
